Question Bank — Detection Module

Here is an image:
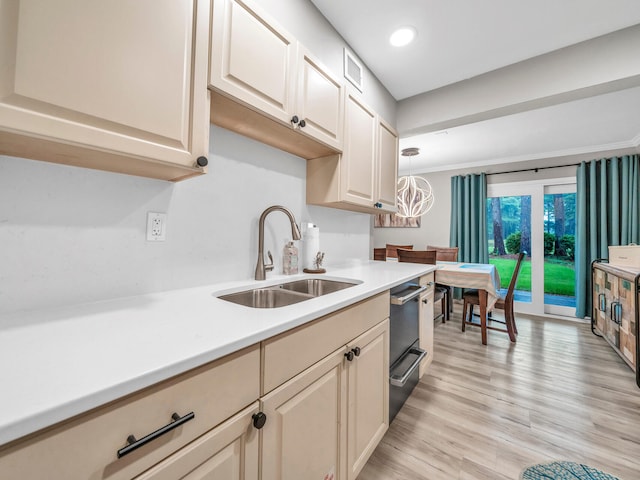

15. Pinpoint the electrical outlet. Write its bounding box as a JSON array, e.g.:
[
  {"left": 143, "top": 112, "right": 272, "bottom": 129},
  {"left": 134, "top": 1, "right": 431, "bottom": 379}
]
[{"left": 146, "top": 212, "right": 167, "bottom": 241}]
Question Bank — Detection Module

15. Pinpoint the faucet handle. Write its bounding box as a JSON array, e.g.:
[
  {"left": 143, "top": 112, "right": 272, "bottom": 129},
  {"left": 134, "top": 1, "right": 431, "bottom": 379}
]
[{"left": 265, "top": 251, "right": 274, "bottom": 272}]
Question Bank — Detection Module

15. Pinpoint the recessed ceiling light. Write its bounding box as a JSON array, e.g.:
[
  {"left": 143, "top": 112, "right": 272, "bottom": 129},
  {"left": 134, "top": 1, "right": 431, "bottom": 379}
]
[{"left": 389, "top": 27, "right": 416, "bottom": 47}]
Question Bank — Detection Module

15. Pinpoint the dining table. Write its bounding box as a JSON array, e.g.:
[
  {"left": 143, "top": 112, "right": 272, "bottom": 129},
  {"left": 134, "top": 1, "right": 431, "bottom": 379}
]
[{"left": 434, "top": 261, "right": 503, "bottom": 345}]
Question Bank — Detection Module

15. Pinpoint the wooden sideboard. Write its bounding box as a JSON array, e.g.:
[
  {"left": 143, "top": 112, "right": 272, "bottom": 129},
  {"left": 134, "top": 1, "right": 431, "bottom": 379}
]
[{"left": 592, "top": 260, "right": 640, "bottom": 387}]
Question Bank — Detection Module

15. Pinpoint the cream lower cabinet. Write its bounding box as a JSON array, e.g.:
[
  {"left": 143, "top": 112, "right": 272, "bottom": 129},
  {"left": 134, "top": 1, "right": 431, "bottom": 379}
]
[
  {"left": 0, "top": 0, "right": 210, "bottom": 181},
  {"left": 134, "top": 402, "right": 260, "bottom": 480},
  {"left": 261, "top": 317, "right": 389, "bottom": 480},
  {"left": 307, "top": 89, "right": 399, "bottom": 214},
  {"left": 346, "top": 321, "right": 389, "bottom": 480},
  {"left": 0, "top": 345, "right": 260, "bottom": 480},
  {"left": 210, "top": 0, "right": 344, "bottom": 159},
  {"left": 0, "top": 294, "right": 391, "bottom": 479},
  {"left": 261, "top": 346, "right": 347, "bottom": 480},
  {"left": 418, "top": 273, "right": 435, "bottom": 378}
]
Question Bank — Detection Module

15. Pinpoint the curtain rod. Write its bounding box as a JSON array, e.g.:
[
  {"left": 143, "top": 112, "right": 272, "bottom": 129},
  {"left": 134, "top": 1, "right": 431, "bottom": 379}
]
[{"left": 486, "top": 162, "right": 581, "bottom": 176}]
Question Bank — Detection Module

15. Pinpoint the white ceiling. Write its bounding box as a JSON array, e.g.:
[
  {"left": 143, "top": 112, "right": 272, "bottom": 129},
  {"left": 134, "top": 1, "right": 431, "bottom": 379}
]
[{"left": 310, "top": 0, "right": 640, "bottom": 174}]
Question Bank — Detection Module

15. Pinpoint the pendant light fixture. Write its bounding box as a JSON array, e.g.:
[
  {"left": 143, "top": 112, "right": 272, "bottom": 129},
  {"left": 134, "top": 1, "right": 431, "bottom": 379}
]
[{"left": 396, "top": 147, "right": 434, "bottom": 218}]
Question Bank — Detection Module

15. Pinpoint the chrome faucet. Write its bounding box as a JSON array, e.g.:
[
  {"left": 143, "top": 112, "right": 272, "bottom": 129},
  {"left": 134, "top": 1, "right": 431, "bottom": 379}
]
[{"left": 255, "top": 206, "right": 302, "bottom": 280}]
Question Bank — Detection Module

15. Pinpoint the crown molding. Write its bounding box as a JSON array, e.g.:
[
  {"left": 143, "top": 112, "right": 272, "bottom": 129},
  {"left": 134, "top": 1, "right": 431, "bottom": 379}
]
[{"left": 401, "top": 138, "right": 640, "bottom": 175}]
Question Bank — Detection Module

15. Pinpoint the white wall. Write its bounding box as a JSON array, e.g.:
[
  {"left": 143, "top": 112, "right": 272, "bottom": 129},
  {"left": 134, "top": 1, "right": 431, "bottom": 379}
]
[{"left": 0, "top": 126, "right": 371, "bottom": 314}]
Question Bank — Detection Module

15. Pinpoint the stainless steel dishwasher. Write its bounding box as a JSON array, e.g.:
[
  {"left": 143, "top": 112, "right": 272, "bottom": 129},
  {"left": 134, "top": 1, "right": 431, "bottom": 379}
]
[{"left": 389, "top": 279, "right": 428, "bottom": 423}]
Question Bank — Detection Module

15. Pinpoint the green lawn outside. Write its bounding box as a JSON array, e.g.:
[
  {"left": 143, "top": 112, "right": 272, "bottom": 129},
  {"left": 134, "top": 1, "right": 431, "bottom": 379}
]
[{"left": 488, "top": 257, "right": 575, "bottom": 296}]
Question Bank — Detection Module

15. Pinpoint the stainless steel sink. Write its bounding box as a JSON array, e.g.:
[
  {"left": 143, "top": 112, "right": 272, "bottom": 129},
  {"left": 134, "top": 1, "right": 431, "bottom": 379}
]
[
  {"left": 217, "top": 278, "right": 358, "bottom": 308},
  {"left": 279, "top": 278, "right": 356, "bottom": 296},
  {"left": 219, "top": 288, "right": 313, "bottom": 308}
]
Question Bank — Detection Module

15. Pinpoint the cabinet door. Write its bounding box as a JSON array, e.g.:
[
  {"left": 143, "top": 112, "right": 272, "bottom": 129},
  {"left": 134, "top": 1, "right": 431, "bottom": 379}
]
[
  {"left": 419, "top": 274, "right": 435, "bottom": 378},
  {"left": 296, "top": 47, "right": 344, "bottom": 151},
  {"left": 340, "top": 90, "right": 377, "bottom": 207},
  {"left": 593, "top": 267, "right": 608, "bottom": 334},
  {"left": 346, "top": 320, "right": 389, "bottom": 480},
  {"left": 0, "top": 0, "right": 209, "bottom": 180},
  {"left": 375, "top": 117, "right": 399, "bottom": 211},
  {"left": 261, "top": 347, "right": 347, "bottom": 480},
  {"left": 134, "top": 403, "right": 260, "bottom": 480},
  {"left": 210, "top": 0, "right": 296, "bottom": 125},
  {"left": 615, "top": 276, "right": 636, "bottom": 368}
]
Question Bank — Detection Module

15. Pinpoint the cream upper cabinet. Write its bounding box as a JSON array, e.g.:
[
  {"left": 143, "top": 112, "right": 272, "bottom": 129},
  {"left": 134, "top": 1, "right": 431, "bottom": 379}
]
[
  {"left": 341, "top": 90, "right": 378, "bottom": 207},
  {"left": 306, "top": 89, "right": 398, "bottom": 214},
  {"left": 210, "top": 0, "right": 343, "bottom": 158},
  {"left": 210, "top": 0, "right": 296, "bottom": 124},
  {"left": 296, "top": 46, "right": 344, "bottom": 151},
  {"left": 0, "top": 0, "right": 210, "bottom": 181},
  {"left": 376, "top": 117, "right": 399, "bottom": 212}
]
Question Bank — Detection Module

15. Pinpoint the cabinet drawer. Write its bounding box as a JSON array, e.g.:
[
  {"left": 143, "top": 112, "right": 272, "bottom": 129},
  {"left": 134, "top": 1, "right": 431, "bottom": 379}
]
[
  {"left": 419, "top": 272, "right": 435, "bottom": 287},
  {"left": 262, "top": 292, "right": 389, "bottom": 394},
  {"left": 134, "top": 402, "right": 260, "bottom": 480},
  {"left": 0, "top": 345, "right": 260, "bottom": 480}
]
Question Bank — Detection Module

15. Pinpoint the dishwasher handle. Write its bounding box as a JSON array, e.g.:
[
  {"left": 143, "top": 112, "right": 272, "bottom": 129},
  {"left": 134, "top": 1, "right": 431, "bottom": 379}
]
[
  {"left": 390, "top": 285, "right": 428, "bottom": 305},
  {"left": 389, "top": 347, "right": 427, "bottom": 387}
]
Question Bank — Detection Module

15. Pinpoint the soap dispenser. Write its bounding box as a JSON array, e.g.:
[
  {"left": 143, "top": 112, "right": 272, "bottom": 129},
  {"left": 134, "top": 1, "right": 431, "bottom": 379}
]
[{"left": 282, "top": 241, "right": 298, "bottom": 275}]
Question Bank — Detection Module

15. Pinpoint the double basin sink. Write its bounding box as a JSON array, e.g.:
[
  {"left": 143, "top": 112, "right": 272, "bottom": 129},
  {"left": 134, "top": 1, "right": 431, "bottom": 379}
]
[{"left": 218, "top": 278, "right": 358, "bottom": 308}]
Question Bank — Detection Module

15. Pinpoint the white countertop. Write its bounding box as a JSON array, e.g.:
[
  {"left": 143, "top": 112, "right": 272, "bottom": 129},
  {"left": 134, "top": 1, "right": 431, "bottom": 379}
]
[{"left": 0, "top": 260, "right": 435, "bottom": 446}]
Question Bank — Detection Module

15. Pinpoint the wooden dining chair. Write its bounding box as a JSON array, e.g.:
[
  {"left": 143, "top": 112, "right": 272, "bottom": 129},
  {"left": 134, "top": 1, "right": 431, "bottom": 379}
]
[
  {"left": 426, "top": 246, "right": 458, "bottom": 262},
  {"left": 373, "top": 248, "right": 386, "bottom": 261},
  {"left": 396, "top": 249, "right": 448, "bottom": 322},
  {"left": 426, "top": 245, "right": 459, "bottom": 320},
  {"left": 386, "top": 244, "right": 413, "bottom": 259},
  {"left": 461, "top": 252, "right": 525, "bottom": 342}
]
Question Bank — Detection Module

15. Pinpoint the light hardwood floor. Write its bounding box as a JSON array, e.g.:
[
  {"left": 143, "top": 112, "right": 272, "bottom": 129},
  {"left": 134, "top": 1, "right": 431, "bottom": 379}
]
[{"left": 357, "top": 308, "right": 640, "bottom": 480}]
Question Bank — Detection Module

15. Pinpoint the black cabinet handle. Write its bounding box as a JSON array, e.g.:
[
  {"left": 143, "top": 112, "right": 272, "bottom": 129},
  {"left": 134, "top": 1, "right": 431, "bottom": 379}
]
[
  {"left": 117, "top": 411, "right": 194, "bottom": 458},
  {"left": 252, "top": 412, "right": 267, "bottom": 429},
  {"left": 299, "top": 119, "right": 306, "bottom": 128},
  {"left": 196, "top": 156, "right": 208, "bottom": 167},
  {"left": 598, "top": 293, "right": 606, "bottom": 312},
  {"left": 351, "top": 347, "right": 361, "bottom": 357},
  {"left": 611, "top": 301, "right": 622, "bottom": 325},
  {"left": 373, "top": 202, "right": 382, "bottom": 208},
  {"left": 422, "top": 298, "right": 429, "bottom": 304},
  {"left": 344, "top": 351, "right": 354, "bottom": 361},
  {"left": 291, "top": 115, "right": 299, "bottom": 125}
]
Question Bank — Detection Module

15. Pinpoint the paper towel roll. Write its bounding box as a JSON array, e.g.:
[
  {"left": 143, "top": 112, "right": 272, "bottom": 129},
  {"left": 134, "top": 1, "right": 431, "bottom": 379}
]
[{"left": 302, "top": 225, "right": 320, "bottom": 269}]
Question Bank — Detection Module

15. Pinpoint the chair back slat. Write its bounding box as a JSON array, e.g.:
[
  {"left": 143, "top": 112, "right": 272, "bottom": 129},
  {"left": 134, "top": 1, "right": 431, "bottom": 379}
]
[
  {"left": 504, "top": 252, "right": 526, "bottom": 303},
  {"left": 373, "top": 248, "right": 386, "bottom": 261},
  {"left": 426, "top": 245, "right": 459, "bottom": 262},
  {"left": 386, "top": 244, "right": 413, "bottom": 259},
  {"left": 397, "top": 249, "right": 437, "bottom": 265}
]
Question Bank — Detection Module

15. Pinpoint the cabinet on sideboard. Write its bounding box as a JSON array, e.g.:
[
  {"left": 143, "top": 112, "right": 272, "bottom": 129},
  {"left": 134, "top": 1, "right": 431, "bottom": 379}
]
[{"left": 592, "top": 260, "right": 640, "bottom": 387}]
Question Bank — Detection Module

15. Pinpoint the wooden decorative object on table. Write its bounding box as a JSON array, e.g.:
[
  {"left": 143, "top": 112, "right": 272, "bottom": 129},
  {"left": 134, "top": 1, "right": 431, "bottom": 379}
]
[{"left": 303, "top": 252, "right": 326, "bottom": 274}]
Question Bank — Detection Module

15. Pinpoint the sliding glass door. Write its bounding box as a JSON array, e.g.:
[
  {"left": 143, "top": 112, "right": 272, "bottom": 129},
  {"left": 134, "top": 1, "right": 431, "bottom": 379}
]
[
  {"left": 543, "top": 185, "right": 576, "bottom": 316},
  {"left": 487, "top": 178, "right": 576, "bottom": 317}
]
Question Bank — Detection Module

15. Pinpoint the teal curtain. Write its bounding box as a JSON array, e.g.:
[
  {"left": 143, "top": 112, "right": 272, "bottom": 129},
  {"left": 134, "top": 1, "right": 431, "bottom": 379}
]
[
  {"left": 575, "top": 155, "right": 640, "bottom": 318},
  {"left": 450, "top": 173, "right": 488, "bottom": 263}
]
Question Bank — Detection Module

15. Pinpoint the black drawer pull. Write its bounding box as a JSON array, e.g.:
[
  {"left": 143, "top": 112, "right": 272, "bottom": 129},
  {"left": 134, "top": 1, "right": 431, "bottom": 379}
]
[
  {"left": 598, "top": 293, "right": 606, "bottom": 312},
  {"left": 117, "top": 411, "right": 195, "bottom": 458}
]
